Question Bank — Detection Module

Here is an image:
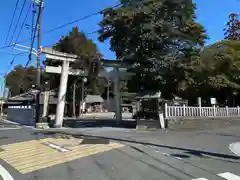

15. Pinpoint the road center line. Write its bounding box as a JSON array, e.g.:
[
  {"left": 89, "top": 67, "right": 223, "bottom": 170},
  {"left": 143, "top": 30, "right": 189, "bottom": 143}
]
[{"left": 0, "top": 165, "right": 14, "bottom": 180}]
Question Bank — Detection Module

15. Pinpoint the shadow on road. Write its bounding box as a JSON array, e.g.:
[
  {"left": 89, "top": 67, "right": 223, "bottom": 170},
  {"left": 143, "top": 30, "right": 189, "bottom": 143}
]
[
  {"left": 196, "top": 132, "right": 240, "bottom": 138},
  {"left": 34, "top": 130, "right": 240, "bottom": 161},
  {"left": 35, "top": 131, "right": 110, "bottom": 145},
  {"left": 62, "top": 118, "right": 136, "bottom": 129}
]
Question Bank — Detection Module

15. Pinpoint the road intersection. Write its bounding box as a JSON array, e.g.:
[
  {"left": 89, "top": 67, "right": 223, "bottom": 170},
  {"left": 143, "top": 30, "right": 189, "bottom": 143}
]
[{"left": 0, "top": 121, "right": 239, "bottom": 180}]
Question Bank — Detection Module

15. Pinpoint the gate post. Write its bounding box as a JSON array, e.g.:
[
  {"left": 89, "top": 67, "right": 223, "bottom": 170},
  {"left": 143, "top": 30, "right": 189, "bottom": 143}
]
[
  {"left": 183, "top": 104, "right": 186, "bottom": 116},
  {"left": 213, "top": 105, "right": 216, "bottom": 117},
  {"left": 226, "top": 106, "right": 229, "bottom": 116},
  {"left": 55, "top": 61, "right": 70, "bottom": 127},
  {"left": 165, "top": 103, "right": 168, "bottom": 118}
]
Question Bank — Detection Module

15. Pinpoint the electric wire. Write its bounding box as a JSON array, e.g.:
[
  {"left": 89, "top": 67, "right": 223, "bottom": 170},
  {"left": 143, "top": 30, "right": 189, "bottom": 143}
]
[{"left": 4, "top": 0, "right": 20, "bottom": 45}]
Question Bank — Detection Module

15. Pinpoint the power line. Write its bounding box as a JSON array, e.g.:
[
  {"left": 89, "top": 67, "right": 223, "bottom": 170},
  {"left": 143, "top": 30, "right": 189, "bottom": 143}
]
[
  {"left": 8, "top": 0, "right": 27, "bottom": 46},
  {"left": 25, "top": 0, "right": 43, "bottom": 67},
  {"left": 4, "top": 3, "right": 36, "bottom": 72},
  {"left": 41, "top": 29, "right": 101, "bottom": 48},
  {"left": 44, "top": 4, "right": 121, "bottom": 34},
  {"left": 31, "top": 3, "right": 36, "bottom": 48},
  {"left": 3, "top": 52, "right": 28, "bottom": 78},
  {"left": 4, "top": 0, "right": 20, "bottom": 45},
  {"left": 0, "top": 3, "right": 121, "bottom": 51},
  {"left": 2, "top": 52, "right": 28, "bottom": 99},
  {"left": 14, "top": 3, "right": 32, "bottom": 44}
]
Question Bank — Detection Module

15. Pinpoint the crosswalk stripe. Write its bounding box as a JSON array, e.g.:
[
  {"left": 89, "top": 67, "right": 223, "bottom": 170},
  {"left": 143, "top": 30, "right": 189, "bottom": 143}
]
[
  {"left": 218, "top": 172, "right": 240, "bottom": 180},
  {"left": 192, "top": 178, "right": 208, "bottom": 180}
]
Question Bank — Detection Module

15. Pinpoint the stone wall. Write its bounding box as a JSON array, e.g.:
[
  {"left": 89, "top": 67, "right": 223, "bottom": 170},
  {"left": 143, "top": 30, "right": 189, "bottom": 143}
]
[
  {"left": 167, "top": 117, "right": 240, "bottom": 130},
  {"left": 136, "top": 119, "right": 161, "bottom": 129}
]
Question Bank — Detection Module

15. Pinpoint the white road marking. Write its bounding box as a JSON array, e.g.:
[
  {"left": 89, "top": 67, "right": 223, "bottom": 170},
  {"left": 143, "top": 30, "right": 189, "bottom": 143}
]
[
  {"left": 0, "top": 127, "right": 21, "bottom": 130},
  {"left": 0, "top": 165, "right": 14, "bottom": 180},
  {"left": 44, "top": 142, "right": 69, "bottom": 152},
  {"left": 218, "top": 172, "right": 240, "bottom": 180},
  {"left": 229, "top": 142, "right": 240, "bottom": 157},
  {"left": 155, "top": 150, "right": 183, "bottom": 160},
  {"left": 192, "top": 172, "right": 240, "bottom": 180}
]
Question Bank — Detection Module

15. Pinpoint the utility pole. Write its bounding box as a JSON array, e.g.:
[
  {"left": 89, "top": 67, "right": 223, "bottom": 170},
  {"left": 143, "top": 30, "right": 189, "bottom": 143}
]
[
  {"left": 36, "top": 2, "right": 42, "bottom": 87},
  {"left": 35, "top": 0, "right": 43, "bottom": 124},
  {"left": 0, "top": 77, "right": 6, "bottom": 118}
]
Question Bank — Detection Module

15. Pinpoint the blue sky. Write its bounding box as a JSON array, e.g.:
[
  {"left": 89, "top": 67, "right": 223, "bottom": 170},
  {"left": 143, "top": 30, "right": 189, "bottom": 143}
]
[{"left": 0, "top": 0, "right": 239, "bottom": 93}]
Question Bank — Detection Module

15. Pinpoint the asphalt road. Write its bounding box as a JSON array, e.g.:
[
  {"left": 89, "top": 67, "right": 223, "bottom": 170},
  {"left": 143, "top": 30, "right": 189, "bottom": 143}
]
[{"left": 0, "top": 122, "right": 240, "bottom": 180}]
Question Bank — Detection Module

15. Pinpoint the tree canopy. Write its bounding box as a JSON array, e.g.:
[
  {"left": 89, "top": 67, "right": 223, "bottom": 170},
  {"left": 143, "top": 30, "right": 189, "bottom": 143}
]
[
  {"left": 186, "top": 40, "right": 240, "bottom": 105},
  {"left": 224, "top": 13, "right": 240, "bottom": 40},
  {"left": 44, "top": 27, "right": 107, "bottom": 95},
  {"left": 98, "top": 0, "right": 207, "bottom": 98},
  {"left": 6, "top": 65, "right": 39, "bottom": 96},
  {"left": 5, "top": 5, "right": 240, "bottom": 107}
]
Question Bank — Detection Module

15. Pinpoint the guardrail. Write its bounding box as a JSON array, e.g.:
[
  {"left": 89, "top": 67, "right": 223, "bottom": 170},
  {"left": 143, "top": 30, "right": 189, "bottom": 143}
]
[{"left": 165, "top": 104, "right": 240, "bottom": 118}]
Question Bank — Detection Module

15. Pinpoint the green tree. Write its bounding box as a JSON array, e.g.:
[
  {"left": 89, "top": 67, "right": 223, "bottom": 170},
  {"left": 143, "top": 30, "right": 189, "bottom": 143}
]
[
  {"left": 44, "top": 27, "right": 108, "bottom": 95},
  {"left": 98, "top": 0, "right": 207, "bottom": 98},
  {"left": 43, "top": 27, "right": 108, "bottom": 116},
  {"left": 224, "top": 13, "right": 240, "bottom": 40},
  {"left": 5, "top": 65, "right": 41, "bottom": 96},
  {"left": 187, "top": 40, "right": 240, "bottom": 105}
]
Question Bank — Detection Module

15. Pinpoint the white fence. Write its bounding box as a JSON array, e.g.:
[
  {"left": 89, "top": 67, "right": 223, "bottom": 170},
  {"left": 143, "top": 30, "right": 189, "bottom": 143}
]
[{"left": 165, "top": 104, "right": 240, "bottom": 118}]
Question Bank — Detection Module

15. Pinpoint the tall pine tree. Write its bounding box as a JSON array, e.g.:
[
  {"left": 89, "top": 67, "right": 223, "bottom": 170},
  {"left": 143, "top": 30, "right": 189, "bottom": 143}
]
[{"left": 224, "top": 13, "right": 240, "bottom": 40}]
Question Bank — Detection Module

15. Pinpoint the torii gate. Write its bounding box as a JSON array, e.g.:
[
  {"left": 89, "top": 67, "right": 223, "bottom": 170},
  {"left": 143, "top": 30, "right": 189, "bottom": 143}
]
[
  {"left": 41, "top": 48, "right": 87, "bottom": 127},
  {"left": 41, "top": 47, "right": 133, "bottom": 128}
]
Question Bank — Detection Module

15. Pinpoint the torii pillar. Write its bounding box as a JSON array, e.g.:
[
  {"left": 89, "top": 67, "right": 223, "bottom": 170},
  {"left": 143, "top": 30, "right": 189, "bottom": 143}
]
[
  {"left": 101, "top": 60, "right": 133, "bottom": 126},
  {"left": 41, "top": 47, "right": 79, "bottom": 127}
]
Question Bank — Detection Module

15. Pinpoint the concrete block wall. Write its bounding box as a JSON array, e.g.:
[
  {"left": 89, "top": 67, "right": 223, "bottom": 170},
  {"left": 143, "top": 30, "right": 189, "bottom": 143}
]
[
  {"left": 167, "top": 117, "right": 240, "bottom": 130},
  {"left": 136, "top": 119, "right": 161, "bottom": 129},
  {"left": 7, "top": 106, "right": 36, "bottom": 126}
]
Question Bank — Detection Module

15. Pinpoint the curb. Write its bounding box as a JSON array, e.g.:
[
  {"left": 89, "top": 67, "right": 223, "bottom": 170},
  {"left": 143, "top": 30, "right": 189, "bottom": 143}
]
[
  {"left": 0, "top": 118, "right": 20, "bottom": 125},
  {"left": 0, "top": 118, "right": 36, "bottom": 130}
]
